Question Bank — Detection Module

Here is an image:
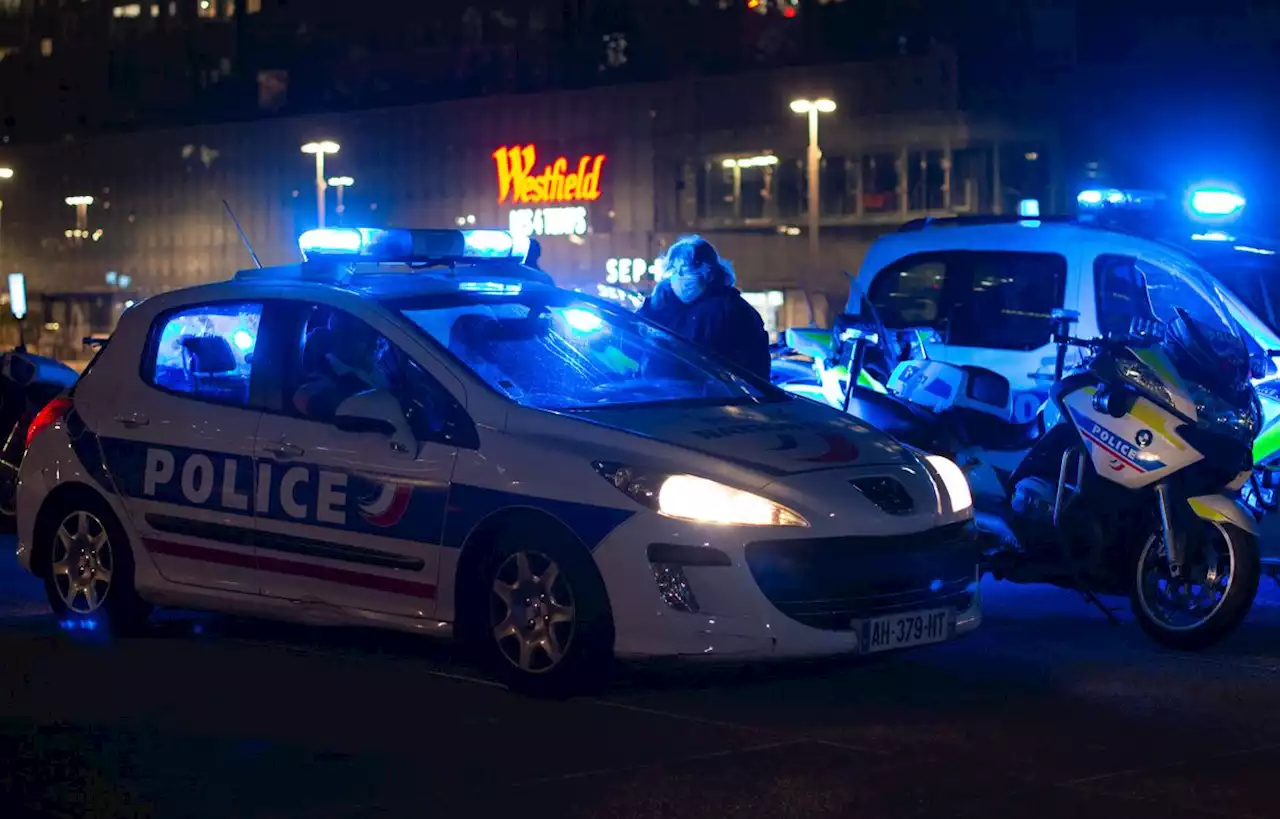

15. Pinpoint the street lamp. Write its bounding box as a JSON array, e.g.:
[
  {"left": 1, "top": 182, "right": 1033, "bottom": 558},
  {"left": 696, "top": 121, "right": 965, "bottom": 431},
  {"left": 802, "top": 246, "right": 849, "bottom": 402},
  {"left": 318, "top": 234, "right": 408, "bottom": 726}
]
[
  {"left": 0, "top": 168, "right": 11, "bottom": 277},
  {"left": 301, "top": 141, "right": 340, "bottom": 228},
  {"left": 65, "top": 195, "right": 94, "bottom": 234},
  {"left": 790, "top": 98, "right": 836, "bottom": 269},
  {"left": 327, "top": 176, "right": 354, "bottom": 223}
]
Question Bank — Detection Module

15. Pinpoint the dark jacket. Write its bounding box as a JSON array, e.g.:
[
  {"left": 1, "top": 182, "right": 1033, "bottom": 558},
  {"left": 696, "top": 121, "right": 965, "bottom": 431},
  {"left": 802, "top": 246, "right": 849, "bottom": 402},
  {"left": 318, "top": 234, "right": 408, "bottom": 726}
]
[{"left": 637, "top": 280, "right": 771, "bottom": 380}]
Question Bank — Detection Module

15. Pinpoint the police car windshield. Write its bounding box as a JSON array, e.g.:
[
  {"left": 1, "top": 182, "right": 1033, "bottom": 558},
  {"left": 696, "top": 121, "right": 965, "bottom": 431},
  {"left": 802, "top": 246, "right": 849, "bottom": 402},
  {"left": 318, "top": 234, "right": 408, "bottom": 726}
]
[{"left": 393, "top": 292, "right": 776, "bottom": 411}]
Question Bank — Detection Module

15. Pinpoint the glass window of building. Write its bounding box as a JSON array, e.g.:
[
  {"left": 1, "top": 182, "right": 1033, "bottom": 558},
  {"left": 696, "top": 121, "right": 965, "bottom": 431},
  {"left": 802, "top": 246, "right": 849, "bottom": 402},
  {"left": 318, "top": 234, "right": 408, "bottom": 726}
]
[{"left": 861, "top": 153, "right": 898, "bottom": 214}]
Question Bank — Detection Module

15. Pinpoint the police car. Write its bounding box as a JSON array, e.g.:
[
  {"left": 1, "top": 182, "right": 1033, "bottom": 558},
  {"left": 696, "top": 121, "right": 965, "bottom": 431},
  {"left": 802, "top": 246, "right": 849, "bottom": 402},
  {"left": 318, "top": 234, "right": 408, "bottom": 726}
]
[{"left": 15, "top": 226, "right": 980, "bottom": 693}]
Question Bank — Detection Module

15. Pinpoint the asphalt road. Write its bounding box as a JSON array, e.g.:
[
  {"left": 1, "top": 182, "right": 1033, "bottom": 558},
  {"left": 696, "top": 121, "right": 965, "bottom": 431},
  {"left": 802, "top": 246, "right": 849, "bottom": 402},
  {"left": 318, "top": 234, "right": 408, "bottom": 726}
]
[{"left": 5, "top": 535, "right": 1280, "bottom": 819}]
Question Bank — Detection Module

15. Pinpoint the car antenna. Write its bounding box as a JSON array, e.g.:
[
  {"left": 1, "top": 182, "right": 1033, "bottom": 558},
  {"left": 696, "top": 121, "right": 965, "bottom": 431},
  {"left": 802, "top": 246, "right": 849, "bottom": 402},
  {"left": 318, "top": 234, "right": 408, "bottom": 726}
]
[{"left": 222, "top": 200, "right": 263, "bottom": 269}]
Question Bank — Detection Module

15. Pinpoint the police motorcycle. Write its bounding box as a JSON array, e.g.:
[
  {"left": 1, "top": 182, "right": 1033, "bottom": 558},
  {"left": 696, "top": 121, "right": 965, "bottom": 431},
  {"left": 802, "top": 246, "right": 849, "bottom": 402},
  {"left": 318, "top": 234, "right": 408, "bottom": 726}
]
[
  {"left": 770, "top": 286, "right": 893, "bottom": 408},
  {"left": 823, "top": 280, "right": 1263, "bottom": 650}
]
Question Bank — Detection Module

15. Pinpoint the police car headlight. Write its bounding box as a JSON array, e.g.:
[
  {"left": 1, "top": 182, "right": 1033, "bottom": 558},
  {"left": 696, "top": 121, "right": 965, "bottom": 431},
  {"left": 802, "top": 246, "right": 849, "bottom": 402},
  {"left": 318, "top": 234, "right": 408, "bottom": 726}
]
[
  {"left": 594, "top": 463, "right": 808, "bottom": 527},
  {"left": 924, "top": 455, "right": 973, "bottom": 514}
]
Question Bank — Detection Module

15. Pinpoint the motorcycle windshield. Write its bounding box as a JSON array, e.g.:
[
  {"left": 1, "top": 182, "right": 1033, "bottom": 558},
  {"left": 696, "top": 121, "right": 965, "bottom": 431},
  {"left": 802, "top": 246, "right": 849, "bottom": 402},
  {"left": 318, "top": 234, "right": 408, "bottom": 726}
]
[{"left": 1152, "top": 260, "right": 1250, "bottom": 390}]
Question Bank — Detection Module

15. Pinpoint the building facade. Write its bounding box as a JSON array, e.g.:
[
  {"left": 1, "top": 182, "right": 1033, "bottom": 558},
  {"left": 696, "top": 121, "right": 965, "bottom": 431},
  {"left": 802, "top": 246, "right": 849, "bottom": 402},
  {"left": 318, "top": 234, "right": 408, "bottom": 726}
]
[{"left": 0, "top": 51, "right": 1058, "bottom": 353}]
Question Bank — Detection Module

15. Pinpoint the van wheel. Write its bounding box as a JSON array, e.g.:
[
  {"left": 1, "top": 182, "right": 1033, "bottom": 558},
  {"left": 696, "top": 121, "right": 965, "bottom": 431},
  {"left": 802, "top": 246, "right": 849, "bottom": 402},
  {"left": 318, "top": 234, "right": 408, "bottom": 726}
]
[
  {"left": 470, "top": 536, "right": 614, "bottom": 696},
  {"left": 41, "top": 497, "right": 151, "bottom": 635}
]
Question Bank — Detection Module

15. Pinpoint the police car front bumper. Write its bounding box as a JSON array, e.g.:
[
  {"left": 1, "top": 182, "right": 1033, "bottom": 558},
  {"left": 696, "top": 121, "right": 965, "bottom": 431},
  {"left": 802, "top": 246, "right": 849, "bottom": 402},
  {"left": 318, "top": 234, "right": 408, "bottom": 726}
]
[{"left": 593, "top": 516, "right": 982, "bottom": 661}]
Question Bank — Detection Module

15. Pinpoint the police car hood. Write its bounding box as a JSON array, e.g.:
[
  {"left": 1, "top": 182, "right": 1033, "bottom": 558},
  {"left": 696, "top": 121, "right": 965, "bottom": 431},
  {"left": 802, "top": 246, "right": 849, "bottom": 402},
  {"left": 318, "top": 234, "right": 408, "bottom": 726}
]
[{"left": 563, "top": 399, "right": 911, "bottom": 474}]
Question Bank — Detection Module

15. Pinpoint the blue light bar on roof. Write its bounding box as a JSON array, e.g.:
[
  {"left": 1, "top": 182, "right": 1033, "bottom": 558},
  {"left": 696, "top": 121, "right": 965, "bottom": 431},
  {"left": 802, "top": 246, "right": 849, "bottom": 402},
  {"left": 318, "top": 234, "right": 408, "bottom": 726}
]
[{"left": 298, "top": 227, "right": 531, "bottom": 263}]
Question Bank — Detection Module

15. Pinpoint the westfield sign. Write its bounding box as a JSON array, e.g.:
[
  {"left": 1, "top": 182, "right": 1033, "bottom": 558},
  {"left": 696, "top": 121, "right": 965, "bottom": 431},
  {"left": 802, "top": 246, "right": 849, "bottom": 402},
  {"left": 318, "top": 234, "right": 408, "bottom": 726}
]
[{"left": 492, "top": 144, "right": 606, "bottom": 206}]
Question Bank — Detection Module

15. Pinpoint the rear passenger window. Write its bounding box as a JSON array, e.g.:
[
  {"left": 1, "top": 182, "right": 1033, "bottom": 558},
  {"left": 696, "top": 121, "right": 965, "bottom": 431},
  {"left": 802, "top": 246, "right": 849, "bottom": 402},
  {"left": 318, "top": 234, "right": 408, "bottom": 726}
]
[{"left": 148, "top": 302, "right": 262, "bottom": 407}]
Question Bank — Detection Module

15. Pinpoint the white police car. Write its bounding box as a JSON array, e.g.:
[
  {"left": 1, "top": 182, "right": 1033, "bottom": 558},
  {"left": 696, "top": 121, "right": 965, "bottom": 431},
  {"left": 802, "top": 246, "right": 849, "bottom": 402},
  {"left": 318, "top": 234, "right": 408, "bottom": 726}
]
[{"left": 15, "top": 226, "right": 980, "bottom": 692}]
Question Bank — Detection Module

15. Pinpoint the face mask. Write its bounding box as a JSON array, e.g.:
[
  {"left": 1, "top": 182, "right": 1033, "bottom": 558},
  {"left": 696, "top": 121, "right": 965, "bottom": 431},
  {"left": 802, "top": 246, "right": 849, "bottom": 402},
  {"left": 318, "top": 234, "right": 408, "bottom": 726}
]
[{"left": 670, "top": 274, "right": 706, "bottom": 304}]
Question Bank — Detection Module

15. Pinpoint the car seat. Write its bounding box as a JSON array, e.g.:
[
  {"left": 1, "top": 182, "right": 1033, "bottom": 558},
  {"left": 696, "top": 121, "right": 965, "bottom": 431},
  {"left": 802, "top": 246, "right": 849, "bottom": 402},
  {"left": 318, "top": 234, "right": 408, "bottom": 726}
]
[{"left": 179, "top": 335, "right": 244, "bottom": 402}]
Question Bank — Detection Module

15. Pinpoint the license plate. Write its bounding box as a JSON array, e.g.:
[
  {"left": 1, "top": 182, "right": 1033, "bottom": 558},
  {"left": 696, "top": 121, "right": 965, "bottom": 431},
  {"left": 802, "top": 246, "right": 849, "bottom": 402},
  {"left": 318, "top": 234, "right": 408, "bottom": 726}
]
[{"left": 858, "top": 608, "right": 954, "bottom": 654}]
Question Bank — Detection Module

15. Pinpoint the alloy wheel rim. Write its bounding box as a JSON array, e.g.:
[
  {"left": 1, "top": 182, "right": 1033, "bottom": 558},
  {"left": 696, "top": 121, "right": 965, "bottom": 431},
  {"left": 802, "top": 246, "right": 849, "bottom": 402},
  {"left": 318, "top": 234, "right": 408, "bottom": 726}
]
[
  {"left": 1136, "top": 524, "right": 1234, "bottom": 632},
  {"left": 51, "top": 511, "right": 114, "bottom": 614},
  {"left": 489, "top": 550, "right": 576, "bottom": 674}
]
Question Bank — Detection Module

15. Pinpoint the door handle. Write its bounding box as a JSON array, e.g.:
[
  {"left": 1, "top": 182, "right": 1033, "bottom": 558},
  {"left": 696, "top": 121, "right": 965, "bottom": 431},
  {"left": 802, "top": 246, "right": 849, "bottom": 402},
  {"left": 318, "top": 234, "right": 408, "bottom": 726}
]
[
  {"left": 263, "top": 441, "right": 305, "bottom": 458},
  {"left": 113, "top": 413, "right": 149, "bottom": 429}
]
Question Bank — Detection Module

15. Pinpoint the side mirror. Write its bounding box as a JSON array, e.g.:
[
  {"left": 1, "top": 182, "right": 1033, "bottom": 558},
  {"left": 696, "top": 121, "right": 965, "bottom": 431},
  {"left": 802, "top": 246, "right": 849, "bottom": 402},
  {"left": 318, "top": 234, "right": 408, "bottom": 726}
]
[{"left": 334, "top": 389, "right": 416, "bottom": 453}]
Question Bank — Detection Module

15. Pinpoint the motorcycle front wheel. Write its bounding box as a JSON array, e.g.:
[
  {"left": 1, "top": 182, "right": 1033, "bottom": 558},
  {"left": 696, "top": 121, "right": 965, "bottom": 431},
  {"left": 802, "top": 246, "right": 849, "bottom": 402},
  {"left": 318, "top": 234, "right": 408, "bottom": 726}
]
[{"left": 1130, "top": 519, "right": 1260, "bottom": 651}]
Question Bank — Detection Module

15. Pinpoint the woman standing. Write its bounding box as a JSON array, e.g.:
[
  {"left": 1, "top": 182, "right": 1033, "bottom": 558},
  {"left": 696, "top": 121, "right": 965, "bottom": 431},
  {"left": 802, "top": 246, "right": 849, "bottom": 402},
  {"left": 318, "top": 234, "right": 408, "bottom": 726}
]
[{"left": 636, "top": 235, "right": 771, "bottom": 380}]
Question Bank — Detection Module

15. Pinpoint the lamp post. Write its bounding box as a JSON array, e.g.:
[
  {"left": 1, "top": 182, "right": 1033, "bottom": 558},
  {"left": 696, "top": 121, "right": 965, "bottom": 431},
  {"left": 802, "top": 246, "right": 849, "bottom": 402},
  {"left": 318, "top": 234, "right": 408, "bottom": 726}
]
[
  {"left": 0, "top": 168, "right": 11, "bottom": 275},
  {"left": 65, "top": 196, "right": 94, "bottom": 243},
  {"left": 301, "top": 141, "right": 340, "bottom": 227},
  {"left": 789, "top": 98, "right": 836, "bottom": 270},
  {"left": 327, "top": 176, "right": 354, "bottom": 223}
]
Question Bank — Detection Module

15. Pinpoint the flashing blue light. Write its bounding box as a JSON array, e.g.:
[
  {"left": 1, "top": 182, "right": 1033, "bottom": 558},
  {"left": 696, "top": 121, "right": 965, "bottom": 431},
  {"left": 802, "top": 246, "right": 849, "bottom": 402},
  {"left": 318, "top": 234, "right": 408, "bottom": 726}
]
[
  {"left": 1192, "top": 231, "right": 1233, "bottom": 242},
  {"left": 929, "top": 578, "right": 943, "bottom": 592},
  {"left": 232, "top": 330, "right": 255, "bottom": 352},
  {"left": 299, "top": 227, "right": 367, "bottom": 255},
  {"left": 1077, "top": 188, "right": 1128, "bottom": 208},
  {"left": 458, "top": 281, "right": 523, "bottom": 295},
  {"left": 59, "top": 618, "right": 98, "bottom": 632},
  {"left": 461, "top": 230, "right": 516, "bottom": 258},
  {"left": 1190, "top": 188, "right": 1246, "bottom": 218},
  {"left": 1018, "top": 198, "right": 1040, "bottom": 218},
  {"left": 562, "top": 307, "right": 604, "bottom": 334}
]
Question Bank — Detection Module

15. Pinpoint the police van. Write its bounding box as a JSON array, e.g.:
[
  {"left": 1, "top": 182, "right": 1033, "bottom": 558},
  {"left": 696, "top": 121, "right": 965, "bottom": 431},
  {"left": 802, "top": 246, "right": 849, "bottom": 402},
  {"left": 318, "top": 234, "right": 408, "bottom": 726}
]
[{"left": 15, "top": 226, "right": 981, "bottom": 692}]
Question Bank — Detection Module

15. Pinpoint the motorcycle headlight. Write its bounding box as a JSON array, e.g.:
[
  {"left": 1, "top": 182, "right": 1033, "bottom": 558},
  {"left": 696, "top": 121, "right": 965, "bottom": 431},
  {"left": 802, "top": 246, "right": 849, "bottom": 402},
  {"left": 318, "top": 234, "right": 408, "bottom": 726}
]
[
  {"left": 593, "top": 462, "right": 809, "bottom": 527},
  {"left": 1190, "top": 383, "right": 1259, "bottom": 441},
  {"left": 1114, "top": 353, "right": 1175, "bottom": 409}
]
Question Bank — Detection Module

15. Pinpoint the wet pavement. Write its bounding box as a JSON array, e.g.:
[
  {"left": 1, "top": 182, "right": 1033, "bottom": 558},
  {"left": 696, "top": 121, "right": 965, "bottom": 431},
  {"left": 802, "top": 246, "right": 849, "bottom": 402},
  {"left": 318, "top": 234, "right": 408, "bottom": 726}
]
[{"left": 3, "top": 533, "right": 1280, "bottom": 819}]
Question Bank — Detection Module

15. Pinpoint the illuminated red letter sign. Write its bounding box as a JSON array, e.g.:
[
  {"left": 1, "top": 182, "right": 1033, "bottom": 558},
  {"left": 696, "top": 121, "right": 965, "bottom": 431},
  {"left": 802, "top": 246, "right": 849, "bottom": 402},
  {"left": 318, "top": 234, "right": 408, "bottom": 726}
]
[{"left": 493, "top": 145, "right": 607, "bottom": 206}]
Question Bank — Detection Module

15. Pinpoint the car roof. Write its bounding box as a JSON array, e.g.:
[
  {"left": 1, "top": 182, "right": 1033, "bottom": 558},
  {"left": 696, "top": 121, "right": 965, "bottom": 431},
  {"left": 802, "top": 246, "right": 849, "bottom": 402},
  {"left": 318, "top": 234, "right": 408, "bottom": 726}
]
[{"left": 858, "top": 220, "right": 1192, "bottom": 278}]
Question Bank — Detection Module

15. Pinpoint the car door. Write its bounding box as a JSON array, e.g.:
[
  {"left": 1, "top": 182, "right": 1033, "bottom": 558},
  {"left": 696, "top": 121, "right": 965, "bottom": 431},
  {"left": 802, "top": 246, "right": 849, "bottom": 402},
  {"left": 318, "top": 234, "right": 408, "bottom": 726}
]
[
  {"left": 97, "top": 298, "right": 278, "bottom": 594},
  {"left": 251, "top": 300, "right": 469, "bottom": 619}
]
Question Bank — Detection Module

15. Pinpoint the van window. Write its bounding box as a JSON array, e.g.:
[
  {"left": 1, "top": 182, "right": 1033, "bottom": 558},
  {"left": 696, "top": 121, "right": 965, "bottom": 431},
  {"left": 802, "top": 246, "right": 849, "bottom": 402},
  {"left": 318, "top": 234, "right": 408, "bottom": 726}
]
[
  {"left": 948, "top": 252, "right": 1067, "bottom": 350},
  {"left": 868, "top": 250, "right": 1066, "bottom": 350}
]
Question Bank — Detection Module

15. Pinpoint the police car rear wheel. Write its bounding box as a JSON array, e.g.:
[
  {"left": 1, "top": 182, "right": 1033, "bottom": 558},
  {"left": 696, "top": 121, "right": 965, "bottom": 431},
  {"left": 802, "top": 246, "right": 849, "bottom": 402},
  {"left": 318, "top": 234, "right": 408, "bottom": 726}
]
[
  {"left": 41, "top": 501, "right": 150, "bottom": 633},
  {"left": 478, "top": 541, "right": 614, "bottom": 695}
]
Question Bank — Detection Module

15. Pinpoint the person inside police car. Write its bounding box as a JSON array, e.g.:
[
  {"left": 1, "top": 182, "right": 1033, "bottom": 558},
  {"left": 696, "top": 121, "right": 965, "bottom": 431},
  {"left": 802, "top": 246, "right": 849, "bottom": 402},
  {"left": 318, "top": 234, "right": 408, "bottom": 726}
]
[
  {"left": 636, "top": 235, "right": 771, "bottom": 380},
  {"left": 294, "top": 311, "right": 395, "bottom": 421}
]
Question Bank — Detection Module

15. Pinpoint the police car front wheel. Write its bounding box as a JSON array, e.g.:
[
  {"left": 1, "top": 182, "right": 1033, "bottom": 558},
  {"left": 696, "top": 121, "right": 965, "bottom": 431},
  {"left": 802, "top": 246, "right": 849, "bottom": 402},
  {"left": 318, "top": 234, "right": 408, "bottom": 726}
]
[
  {"left": 40, "top": 499, "right": 151, "bottom": 633},
  {"left": 473, "top": 538, "right": 614, "bottom": 695}
]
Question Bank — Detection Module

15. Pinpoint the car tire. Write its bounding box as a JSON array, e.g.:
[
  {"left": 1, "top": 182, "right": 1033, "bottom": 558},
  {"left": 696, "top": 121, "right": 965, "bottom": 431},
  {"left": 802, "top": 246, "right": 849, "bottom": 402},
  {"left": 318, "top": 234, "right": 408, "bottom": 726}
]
[
  {"left": 466, "top": 530, "right": 615, "bottom": 697},
  {"left": 39, "top": 493, "right": 152, "bottom": 635}
]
